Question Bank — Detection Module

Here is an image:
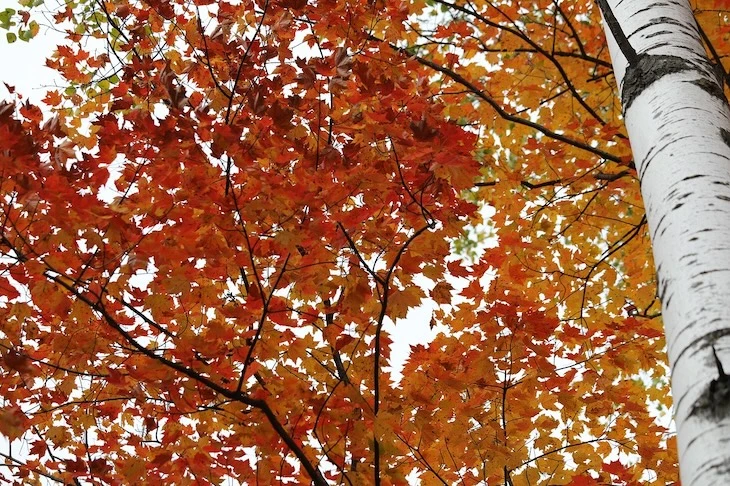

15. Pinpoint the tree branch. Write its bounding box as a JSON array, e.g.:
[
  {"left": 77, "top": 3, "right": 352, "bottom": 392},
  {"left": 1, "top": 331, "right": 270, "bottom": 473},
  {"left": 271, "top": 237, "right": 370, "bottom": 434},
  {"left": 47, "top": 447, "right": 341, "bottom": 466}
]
[{"left": 595, "top": 0, "right": 639, "bottom": 65}]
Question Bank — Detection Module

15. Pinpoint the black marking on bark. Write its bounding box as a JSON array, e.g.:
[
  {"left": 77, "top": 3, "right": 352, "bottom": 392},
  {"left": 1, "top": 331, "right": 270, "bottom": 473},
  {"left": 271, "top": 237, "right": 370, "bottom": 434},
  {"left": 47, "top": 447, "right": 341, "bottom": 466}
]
[
  {"left": 690, "top": 76, "right": 725, "bottom": 102},
  {"left": 679, "top": 253, "right": 698, "bottom": 265},
  {"left": 699, "top": 269, "right": 724, "bottom": 275},
  {"left": 656, "top": 265, "right": 668, "bottom": 302},
  {"left": 721, "top": 128, "right": 730, "bottom": 148},
  {"left": 653, "top": 16, "right": 690, "bottom": 31},
  {"left": 690, "top": 345, "right": 730, "bottom": 419},
  {"left": 656, "top": 211, "right": 670, "bottom": 236},
  {"left": 622, "top": 54, "right": 694, "bottom": 112},
  {"left": 645, "top": 30, "right": 672, "bottom": 38}
]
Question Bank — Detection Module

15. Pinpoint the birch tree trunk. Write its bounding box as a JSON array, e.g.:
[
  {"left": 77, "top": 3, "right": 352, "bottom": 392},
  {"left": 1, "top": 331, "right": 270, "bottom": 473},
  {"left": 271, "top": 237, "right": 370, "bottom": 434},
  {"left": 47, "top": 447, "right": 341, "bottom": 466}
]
[{"left": 598, "top": 0, "right": 730, "bottom": 483}]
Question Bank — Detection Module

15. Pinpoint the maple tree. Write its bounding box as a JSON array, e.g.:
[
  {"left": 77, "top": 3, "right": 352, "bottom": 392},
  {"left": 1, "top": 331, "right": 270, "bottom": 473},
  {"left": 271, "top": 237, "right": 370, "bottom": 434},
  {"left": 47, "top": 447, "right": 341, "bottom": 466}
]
[{"left": 2, "top": 0, "right": 729, "bottom": 483}]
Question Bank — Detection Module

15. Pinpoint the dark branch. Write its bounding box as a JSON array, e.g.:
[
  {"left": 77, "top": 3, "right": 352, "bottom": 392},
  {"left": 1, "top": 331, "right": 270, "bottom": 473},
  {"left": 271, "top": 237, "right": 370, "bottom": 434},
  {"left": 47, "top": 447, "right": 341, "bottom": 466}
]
[
  {"left": 595, "top": 0, "right": 639, "bottom": 65},
  {"left": 368, "top": 35, "right": 623, "bottom": 164}
]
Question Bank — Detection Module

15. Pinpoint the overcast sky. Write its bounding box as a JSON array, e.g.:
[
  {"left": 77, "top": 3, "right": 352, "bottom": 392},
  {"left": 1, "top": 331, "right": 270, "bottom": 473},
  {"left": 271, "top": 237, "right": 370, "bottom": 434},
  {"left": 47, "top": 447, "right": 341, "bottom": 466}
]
[{"left": 0, "top": 8, "right": 64, "bottom": 103}]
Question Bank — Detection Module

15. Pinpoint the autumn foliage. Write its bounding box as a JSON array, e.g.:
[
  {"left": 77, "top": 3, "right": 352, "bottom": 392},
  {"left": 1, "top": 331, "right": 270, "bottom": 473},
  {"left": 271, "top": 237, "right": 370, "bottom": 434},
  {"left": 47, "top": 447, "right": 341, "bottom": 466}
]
[{"left": 7, "top": 0, "right": 728, "bottom": 483}]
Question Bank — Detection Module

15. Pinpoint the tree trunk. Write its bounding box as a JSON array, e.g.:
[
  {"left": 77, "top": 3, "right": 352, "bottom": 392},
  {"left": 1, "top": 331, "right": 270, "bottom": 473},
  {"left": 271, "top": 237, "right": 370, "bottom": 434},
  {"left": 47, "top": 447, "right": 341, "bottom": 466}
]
[{"left": 599, "top": 0, "right": 730, "bottom": 483}]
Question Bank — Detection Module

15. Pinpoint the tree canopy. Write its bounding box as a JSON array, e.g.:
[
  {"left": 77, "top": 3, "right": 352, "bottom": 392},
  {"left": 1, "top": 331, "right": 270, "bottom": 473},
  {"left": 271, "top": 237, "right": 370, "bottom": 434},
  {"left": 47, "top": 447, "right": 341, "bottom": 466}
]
[{"left": 4, "top": 0, "right": 726, "bottom": 483}]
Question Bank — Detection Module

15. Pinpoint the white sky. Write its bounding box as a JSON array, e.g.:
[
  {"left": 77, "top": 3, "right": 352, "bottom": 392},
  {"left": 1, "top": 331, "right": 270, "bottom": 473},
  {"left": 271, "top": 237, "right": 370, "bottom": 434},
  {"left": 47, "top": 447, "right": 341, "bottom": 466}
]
[{"left": 0, "top": 1, "right": 64, "bottom": 102}]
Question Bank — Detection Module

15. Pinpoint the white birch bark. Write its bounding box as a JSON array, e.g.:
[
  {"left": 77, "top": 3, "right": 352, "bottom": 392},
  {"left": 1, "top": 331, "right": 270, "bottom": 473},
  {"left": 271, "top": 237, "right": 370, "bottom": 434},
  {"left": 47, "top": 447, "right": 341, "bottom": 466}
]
[{"left": 599, "top": 0, "right": 730, "bottom": 483}]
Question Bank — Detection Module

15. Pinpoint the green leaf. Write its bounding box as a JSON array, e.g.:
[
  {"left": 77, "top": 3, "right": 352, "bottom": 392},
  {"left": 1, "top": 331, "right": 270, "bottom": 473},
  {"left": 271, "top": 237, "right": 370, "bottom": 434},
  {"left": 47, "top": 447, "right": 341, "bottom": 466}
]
[
  {"left": 91, "top": 11, "right": 106, "bottom": 24},
  {"left": 6, "top": 32, "right": 16, "bottom": 43},
  {"left": 0, "top": 8, "right": 16, "bottom": 30}
]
